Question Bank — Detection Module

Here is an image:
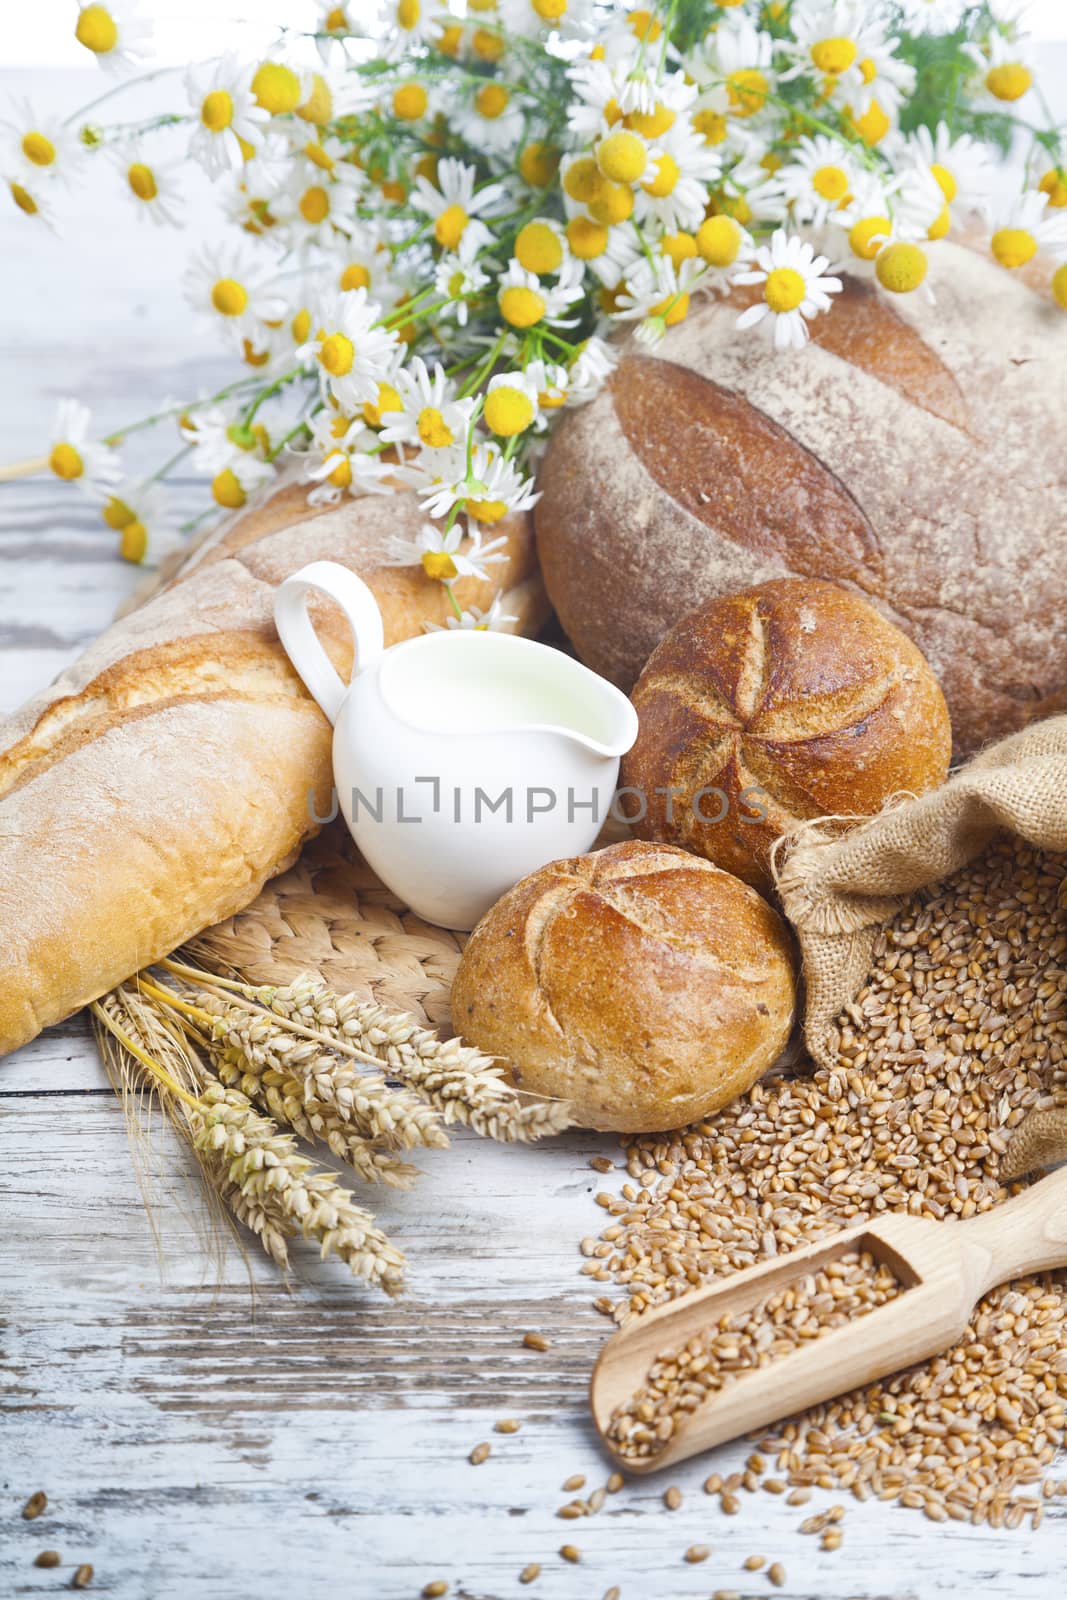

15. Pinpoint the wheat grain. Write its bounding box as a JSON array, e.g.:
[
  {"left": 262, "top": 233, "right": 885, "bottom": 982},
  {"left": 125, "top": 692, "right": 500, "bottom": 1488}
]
[{"left": 21, "top": 1492, "right": 46, "bottom": 1520}]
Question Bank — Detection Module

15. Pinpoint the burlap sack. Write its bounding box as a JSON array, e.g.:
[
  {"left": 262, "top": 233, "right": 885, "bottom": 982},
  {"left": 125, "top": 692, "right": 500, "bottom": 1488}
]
[{"left": 775, "top": 717, "right": 1067, "bottom": 1100}]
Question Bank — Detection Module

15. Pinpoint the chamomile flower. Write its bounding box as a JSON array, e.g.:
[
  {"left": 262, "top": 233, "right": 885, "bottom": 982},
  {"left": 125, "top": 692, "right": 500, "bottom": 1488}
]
[
  {"left": 186, "top": 54, "right": 269, "bottom": 177},
  {"left": 613, "top": 254, "right": 707, "bottom": 342},
  {"left": 378, "top": 359, "right": 478, "bottom": 452},
  {"left": 733, "top": 230, "right": 843, "bottom": 351},
  {"left": 633, "top": 120, "right": 723, "bottom": 234},
  {"left": 1034, "top": 152, "right": 1067, "bottom": 211},
  {"left": 523, "top": 359, "right": 569, "bottom": 421},
  {"left": 567, "top": 337, "right": 616, "bottom": 405},
  {"left": 183, "top": 247, "right": 287, "bottom": 346},
  {"left": 563, "top": 215, "right": 641, "bottom": 288},
  {"left": 777, "top": 136, "right": 860, "bottom": 226},
  {"left": 484, "top": 370, "right": 540, "bottom": 438},
  {"left": 423, "top": 593, "right": 519, "bottom": 631},
  {"left": 892, "top": 163, "right": 950, "bottom": 241},
  {"left": 781, "top": 1, "right": 886, "bottom": 87},
  {"left": 74, "top": 2, "right": 152, "bottom": 75},
  {"left": 966, "top": 29, "right": 1034, "bottom": 106},
  {"left": 500, "top": 0, "right": 593, "bottom": 43},
  {"left": 47, "top": 399, "right": 121, "bottom": 497},
  {"left": 497, "top": 258, "right": 585, "bottom": 328},
  {"left": 6, "top": 176, "right": 58, "bottom": 230},
  {"left": 114, "top": 146, "right": 183, "bottom": 226},
  {"left": 3, "top": 103, "right": 83, "bottom": 188},
  {"left": 899, "top": 122, "right": 994, "bottom": 214},
  {"left": 986, "top": 191, "right": 1067, "bottom": 272},
  {"left": 379, "top": 0, "right": 441, "bottom": 62},
  {"left": 453, "top": 80, "right": 527, "bottom": 157},
  {"left": 101, "top": 478, "right": 179, "bottom": 565},
  {"left": 696, "top": 15, "right": 777, "bottom": 120},
  {"left": 385, "top": 519, "right": 510, "bottom": 581},
  {"left": 416, "top": 439, "right": 539, "bottom": 525},
  {"left": 433, "top": 254, "right": 490, "bottom": 325},
  {"left": 209, "top": 451, "right": 277, "bottom": 510},
  {"left": 303, "top": 411, "right": 391, "bottom": 506},
  {"left": 297, "top": 288, "right": 403, "bottom": 411},
  {"left": 841, "top": 35, "right": 916, "bottom": 122},
  {"left": 412, "top": 158, "right": 508, "bottom": 260}
]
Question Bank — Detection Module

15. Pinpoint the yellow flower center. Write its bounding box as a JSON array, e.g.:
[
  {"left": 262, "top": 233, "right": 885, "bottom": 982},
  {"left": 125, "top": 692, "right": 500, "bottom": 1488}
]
[
  {"left": 515, "top": 221, "right": 562, "bottom": 274},
  {"left": 499, "top": 285, "right": 545, "bottom": 328},
  {"left": 319, "top": 332, "right": 355, "bottom": 376},
  {"left": 103, "top": 496, "right": 135, "bottom": 530},
  {"left": 566, "top": 215, "right": 608, "bottom": 260},
  {"left": 696, "top": 214, "right": 742, "bottom": 267},
  {"left": 692, "top": 108, "right": 728, "bottom": 145},
  {"left": 363, "top": 382, "right": 403, "bottom": 427},
  {"left": 649, "top": 291, "right": 690, "bottom": 327},
  {"left": 991, "top": 227, "right": 1038, "bottom": 270},
  {"left": 848, "top": 214, "right": 891, "bottom": 260},
  {"left": 299, "top": 185, "right": 330, "bottom": 224},
  {"left": 930, "top": 162, "right": 956, "bottom": 202},
  {"left": 434, "top": 204, "right": 469, "bottom": 250},
  {"left": 1053, "top": 263, "right": 1067, "bottom": 310},
  {"left": 1039, "top": 169, "right": 1067, "bottom": 208},
  {"left": 22, "top": 131, "right": 56, "bottom": 167},
  {"left": 417, "top": 407, "right": 454, "bottom": 448},
  {"left": 850, "top": 97, "right": 890, "bottom": 145},
  {"left": 328, "top": 455, "right": 353, "bottom": 489},
  {"left": 811, "top": 36, "right": 857, "bottom": 75},
  {"left": 485, "top": 386, "right": 534, "bottom": 437},
  {"left": 436, "top": 22, "right": 463, "bottom": 56},
  {"left": 859, "top": 56, "right": 877, "bottom": 84},
  {"left": 596, "top": 130, "right": 646, "bottom": 184},
  {"left": 626, "top": 102, "right": 675, "bottom": 139},
  {"left": 242, "top": 338, "right": 271, "bottom": 368},
  {"left": 642, "top": 154, "right": 680, "bottom": 198},
  {"left": 587, "top": 180, "right": 634, "bottom": 226},
  {"left": 291, "top": 307, "right": 311, "bottom": 344},
  {"left": 201, "top": 90, "right": 234, "bottom": 132},
  {"left": 325, "top": 7, "right": 348, "bottom": 32},
  {"left": 726, "top": 69, "right": 769, "bottom": 116},
  {"left": 422, "top": 549, "right": 458, "bottom": 580},
  {"left": 50, "top": 442, "right": 84, "bottom": 480},
  {"left": 397, "top": 0, "right": 421, "bottom": 30},
  {"left": 628, "top": 9, "right": 661, "bottom": 42},
  {"left": 298, "top": 74, "right": 333, "bottom": 126},
  {"left": 563, "top": 157, "right": 601, "bottom": 203},
  {"left": 812, "top": 164, "right": 849, "bottom": 201},
  {"left": 304, "top": 141, "right": 335, "bottom": 173},
  {"left": 340, "top": 263, "right": 371, "bottom": 292},
  {"left": 465, "top": 497, "right": 508, "bottom": 524},
  {"left": 212, "top": 469, "right": 246, "bottom": 509},
  {"left": 661, "top": 231, "right": 697, "bottom": 268},
  {"left": 764, "top": 267, "right": 807, "bottom": 314},
  {"left": 532, "top": 0, "right": 567, "bottom": 18},
  {"left": 475, "top": 83, "right": 510, "bottom": 119},
  {"left": 75, "top": 5, "right": 119, "bottom": 54},
  {"left": 986, "top": 63, "right": 1032, "bottom": 103},
  {"left": 472, "top": 28, "right": 506, "bottom": 63},
  {"left": 127, "top": 163, "right": 157, "bottom": 202},
  {"left": 519, "top": 141, "right": 560, "bottom": 189},
  {"left": 119, "top": 519, "right": 148, "bottom": 563},
  {"left": 252, "top": 62, "right": 303, "bottom": 116},
  {"left": 393, "top": 83, "right": 428, "bottom": 120},
  {"left": 538, "top": 388, "right": 565, "bottom": 410},
  {"left": 927, "top": 203, "right": 951, "bottom": 241},
  {"left": 875, "top": 241, "right": 928, "bottom": 293},
  {"left": 715, "top": 191, "right": 752, "bottom": 225},
  {"left": 211, "top": 278, "right": 249, "bottom": 317}
]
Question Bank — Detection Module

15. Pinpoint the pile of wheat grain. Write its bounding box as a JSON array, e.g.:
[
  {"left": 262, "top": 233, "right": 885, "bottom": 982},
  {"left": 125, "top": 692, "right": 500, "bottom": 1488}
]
[{"left": 582, "top": 838, "right": 1067, "bottom": 1528}]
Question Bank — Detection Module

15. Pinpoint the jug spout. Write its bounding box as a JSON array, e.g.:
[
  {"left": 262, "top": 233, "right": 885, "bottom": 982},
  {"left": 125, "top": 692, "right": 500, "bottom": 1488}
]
[{"left": 559, "top": 667, "right": 640, "bottom": 759}]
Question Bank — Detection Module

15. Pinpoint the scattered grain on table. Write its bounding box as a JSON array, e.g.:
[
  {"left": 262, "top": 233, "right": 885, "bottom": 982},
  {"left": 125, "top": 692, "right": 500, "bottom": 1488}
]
[
  {"left": 559, "top": 1543, "right": 580, "bottom": 1563},
  {"left": 422, "top": 1584, "right": 448, "bottom": 1598},
  {"left": 21, "top": 1492, "right": 47, "bottom": 1521},
  {"left": 468, "top": 1442, "right": 490, "bottom": 1466},
  {"left": 518, "top": 1563, "right": 541, "bottom": 1585},
  {"left": 34, "top": 1551, "right": 60, "bottom": 1568},
  {"left": 562, "top": 1474, "right": 586, "bottom": 1491},
  {"left": 495, "top": 1418, "right": 521, "bottom": 1434},
  {"left": 522, "top": 1332, "right": 550, "bottom": 1352},
  {"left": 685, "top": 1544, "right": 711, "bottom": 1563},
  {"left": 73, "top": 1566, "right": 94, "bottom": 1590},
  {"left": 768, "top": 1563, "right": 786, "bottom": 1587}
]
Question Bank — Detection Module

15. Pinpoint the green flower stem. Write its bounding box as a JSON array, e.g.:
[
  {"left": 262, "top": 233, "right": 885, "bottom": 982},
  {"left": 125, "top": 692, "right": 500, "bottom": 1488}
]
[{"left": 65, "top": 65, "right": 183, "bottom": 128}]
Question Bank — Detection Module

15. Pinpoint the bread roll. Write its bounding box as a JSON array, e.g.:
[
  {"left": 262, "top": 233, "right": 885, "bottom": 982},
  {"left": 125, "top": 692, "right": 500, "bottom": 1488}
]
[
  {"left": 450, "top": 840, "right": 796, "bottom": 1133},
  {"left": 0, "top": 470, "right": 547, "bottom": 1058},
  {"left": 621, "top": 579, "right": 951, "bottom": 894},
  {"left": 534, "top": 241, "right": 1067, "bottom": 756}
]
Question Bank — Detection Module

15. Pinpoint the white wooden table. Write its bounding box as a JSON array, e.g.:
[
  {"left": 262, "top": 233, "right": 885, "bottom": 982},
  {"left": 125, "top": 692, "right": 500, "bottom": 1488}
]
[{"left": 2, "top": 65, "right": 1065, "bottom": 1600}]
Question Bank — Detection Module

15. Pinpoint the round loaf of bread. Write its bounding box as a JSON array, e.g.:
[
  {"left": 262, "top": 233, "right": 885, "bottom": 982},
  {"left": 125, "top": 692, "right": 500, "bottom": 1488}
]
[
  {"left": 450, "top": 840, "right": 796, "bottom": 1133},
  {"left": 620, "top": 579, "right": 952, "bottom": 894},
  {"left": 534, "top": 241, "right": 1067, "bottom": 756}
]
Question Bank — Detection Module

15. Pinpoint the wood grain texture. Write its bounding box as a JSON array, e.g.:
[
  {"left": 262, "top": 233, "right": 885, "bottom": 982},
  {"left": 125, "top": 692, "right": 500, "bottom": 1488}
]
[{"left": 1, "top": 61, "right": 1065, "bottom": 1600}]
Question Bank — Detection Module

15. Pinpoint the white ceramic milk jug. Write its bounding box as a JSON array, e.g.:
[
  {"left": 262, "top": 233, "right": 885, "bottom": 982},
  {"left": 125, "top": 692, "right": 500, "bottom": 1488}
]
[{"left": 273, "top": 561, "right": 638, "bottom": 930}]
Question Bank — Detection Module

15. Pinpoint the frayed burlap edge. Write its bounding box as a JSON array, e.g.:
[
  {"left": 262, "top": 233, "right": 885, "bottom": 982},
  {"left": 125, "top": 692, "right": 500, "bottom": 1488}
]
[{"left": 775, "top": 716, "right": 1067, "bottom": 1087}]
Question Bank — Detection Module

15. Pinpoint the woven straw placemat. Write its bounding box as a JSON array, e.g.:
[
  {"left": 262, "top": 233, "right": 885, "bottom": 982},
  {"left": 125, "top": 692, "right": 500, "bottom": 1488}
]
[{"left": 190, "top": 820, "right": 464, "bottom": 1031}]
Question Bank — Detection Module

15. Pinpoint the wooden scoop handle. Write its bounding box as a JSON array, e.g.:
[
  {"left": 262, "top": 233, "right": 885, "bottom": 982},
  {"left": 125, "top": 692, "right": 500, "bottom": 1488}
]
[{"left": 962, "top": 1163, "right": 1067, "bottom": 1295}]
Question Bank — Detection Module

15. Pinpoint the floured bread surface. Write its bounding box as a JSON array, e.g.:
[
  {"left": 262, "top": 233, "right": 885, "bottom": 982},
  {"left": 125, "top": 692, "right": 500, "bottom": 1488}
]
[{"left": 535, "top": 240, "right": 1067, "bottom": 756}]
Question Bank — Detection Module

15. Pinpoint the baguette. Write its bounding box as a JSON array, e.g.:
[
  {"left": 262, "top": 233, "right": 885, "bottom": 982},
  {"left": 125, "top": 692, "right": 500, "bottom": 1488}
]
[{"left": 0, "top": 469, "right": 547, "bottom": 1057}]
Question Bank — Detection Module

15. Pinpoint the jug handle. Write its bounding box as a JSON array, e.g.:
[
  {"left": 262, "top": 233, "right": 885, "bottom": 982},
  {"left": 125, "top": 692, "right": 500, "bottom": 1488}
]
[{"left": 273, "top": 560, "right": 385, "bottom": 726}]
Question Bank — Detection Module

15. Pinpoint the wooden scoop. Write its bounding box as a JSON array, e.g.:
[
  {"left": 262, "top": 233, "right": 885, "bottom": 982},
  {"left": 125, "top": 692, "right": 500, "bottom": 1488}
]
[{"left": 590, "top": 1166, "right": 1067, "bottom": 1473}]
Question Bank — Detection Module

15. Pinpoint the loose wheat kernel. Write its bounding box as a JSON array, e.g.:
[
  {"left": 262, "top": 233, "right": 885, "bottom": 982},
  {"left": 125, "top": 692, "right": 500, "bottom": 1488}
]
[
  {"left": 495, "top": 1419, "right": 521, "bottom": 1434},
  {"left": 423, "top": 1584, "right": 449, "bottom": 1598},
  {"left": 664, "top": 1486, "right": 682, "bottom": 1510},
  {"left": 34, "top": 1552, "right": 61, "bottom": 1568},
  {"left": 523, "top": 1332, "right": 550, "bottom": 1351},
  {"left": 603, "top": 1589, "right": 621, "bottom": 1600},
  {"left": 744, "top": 1556, "right": 766, "bottom": 1571},
  {"left": 557, "top": 1503, "right": 583, "bottom": 1519},
  {"left": 607, "top": 1473, "right": 625, "bottom": 1493},
  {"left": 768, "top": 1563, "right": 786, "bottom": 1587},
  {"left": 720, "top": 1492, "right": 740, "bottom": 1514},
  {"left": 703, "top": 1474, "right": 723, "bottom": 1495},
  {"left": 821, "top": 1530, "right": 843, "bottom": 1551},
  {"left": 519, "top": 1564, "right": 541, "bottom": 1584},
  {"left": 562, "top": 1474, "right": 586, "bottom": 1491},
  {"left": 713, "top": 1592, "right": 741, "bottom": 1600},
  {"left": 21, "top": 1492, "right": 47, "bottom": 1521},
  {"left": 73, "top": 1567, "right": 94, "bottom": 1590},
  {"left": 685, "top": 1544, "right": 711, "bottom": 1563},
  {"left": 469, "top": 1442, "right": 490, "bottom": 1465},
  {"left": 590, "top": 1156, "right": 614, "bottom": 1173},
  {"left": 560, "top": 1544, "right": 581, "bottom": 1563}
]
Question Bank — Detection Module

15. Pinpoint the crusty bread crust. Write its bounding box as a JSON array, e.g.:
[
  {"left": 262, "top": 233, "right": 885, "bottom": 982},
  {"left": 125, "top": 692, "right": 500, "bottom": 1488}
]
[
  {"left": 450, "top": 840, "right": 796, "bottom": 1133},
  {"left": 0, "top": 470, "right": 547, "bottom": 1057},
  {"left": 621, "top": 579, "right": 952, "bottom": 894},
  {"left": 534, "top": 241, "right": 1067, "bottom": 757}
]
